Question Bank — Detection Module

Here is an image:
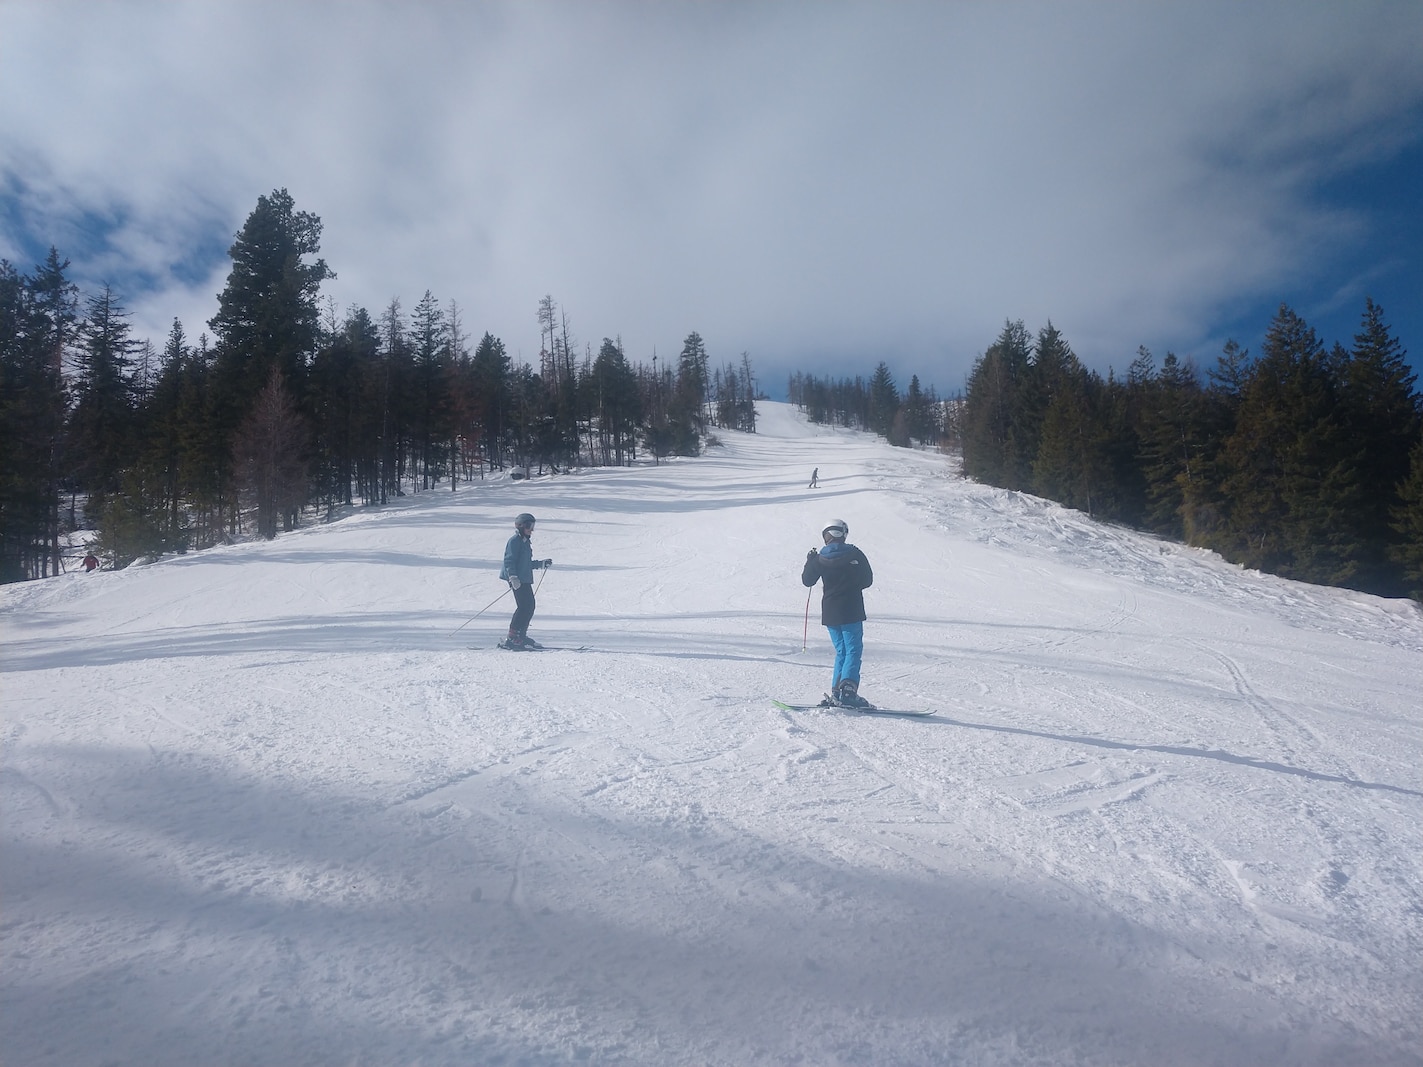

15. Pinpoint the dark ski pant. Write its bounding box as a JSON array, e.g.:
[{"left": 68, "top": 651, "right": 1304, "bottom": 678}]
[{"left": 509, "top": 582, "right": 536, "bottom": 636}]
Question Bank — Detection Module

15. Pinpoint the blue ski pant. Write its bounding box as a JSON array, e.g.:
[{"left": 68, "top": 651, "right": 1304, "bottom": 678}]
[{"left": 826, "top": 621, "right": 864, "bottom": 690}]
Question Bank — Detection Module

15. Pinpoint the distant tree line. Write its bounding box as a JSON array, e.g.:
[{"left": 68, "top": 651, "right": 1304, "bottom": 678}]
[
  {"left": 0, "top": 189, "right": 758, "bottom": 580},
  {"left": 8, "top": 186, "right": 1420, "bottom": 600},
  {"left": 957, "top": 309, "right": 1423, "bottom": 598},
  {"left": 788, "top": 362, "right": 953, "bottom": 448}
]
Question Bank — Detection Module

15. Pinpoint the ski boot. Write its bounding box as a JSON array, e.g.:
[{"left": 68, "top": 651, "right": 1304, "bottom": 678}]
[{"left": 833, "top": 679, "right": 872, "bottom": 709}]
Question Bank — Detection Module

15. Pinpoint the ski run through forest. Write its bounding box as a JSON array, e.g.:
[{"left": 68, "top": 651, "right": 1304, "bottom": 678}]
[{"left": 3, "top": 402, "right": 1420, "bottom": 1066}]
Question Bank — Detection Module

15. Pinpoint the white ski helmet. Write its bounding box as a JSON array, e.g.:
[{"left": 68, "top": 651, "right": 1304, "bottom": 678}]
[
  {"left": 514, "top": 512, "right": 536, "bottom": 530},
  {"left": 821, "top": 519, "right": 849, "bottom": 539}
]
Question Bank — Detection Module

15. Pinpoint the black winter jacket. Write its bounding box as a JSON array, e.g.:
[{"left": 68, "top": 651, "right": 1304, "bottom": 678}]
[{"left": 802, "top": 541, "right": 873, "bottom": 626}]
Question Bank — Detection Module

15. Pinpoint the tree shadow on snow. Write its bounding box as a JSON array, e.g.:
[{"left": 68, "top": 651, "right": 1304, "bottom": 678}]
[
  {"left": 3, "top": 739, "right": 1411, "bottom": 1067},
  {"left": 912, "top": 713, "right": 1422, "bottom": 798}
]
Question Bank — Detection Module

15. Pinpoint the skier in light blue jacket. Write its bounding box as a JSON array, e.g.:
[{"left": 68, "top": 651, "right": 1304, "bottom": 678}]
[{"left": 499, "top": 512, "right": 552, "bottom": 650}]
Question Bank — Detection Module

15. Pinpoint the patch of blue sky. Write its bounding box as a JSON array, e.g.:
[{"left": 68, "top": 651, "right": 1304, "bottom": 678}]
[
  {"left": 1220, "top": 134, "right": 1421, "bottom": 371},
  {"left": 0, "top": 169, "right": 66, "bottom": 271},
  {"left": 0, "top": 168, "right": 229, "bottom": 309}
]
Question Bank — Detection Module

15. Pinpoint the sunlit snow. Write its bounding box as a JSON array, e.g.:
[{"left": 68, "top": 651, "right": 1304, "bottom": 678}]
[{"left": 3, "top": 403, "right": 1419, "bottom": 1066}]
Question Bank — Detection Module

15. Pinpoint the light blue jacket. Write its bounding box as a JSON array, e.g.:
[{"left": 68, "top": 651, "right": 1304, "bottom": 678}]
[{"left": 500, "top": 532, "right": 539, "bottom": 584}]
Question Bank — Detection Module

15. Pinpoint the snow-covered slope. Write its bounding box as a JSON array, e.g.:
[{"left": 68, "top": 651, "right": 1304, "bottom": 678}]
[{"left": 3, "top": 402, "right": 1420, "bottom": 1067}]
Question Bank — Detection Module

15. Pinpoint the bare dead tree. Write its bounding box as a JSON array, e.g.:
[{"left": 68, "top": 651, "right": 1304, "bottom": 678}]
[{"left": 232, "top": 367, "right": 310, "bottom": 539}]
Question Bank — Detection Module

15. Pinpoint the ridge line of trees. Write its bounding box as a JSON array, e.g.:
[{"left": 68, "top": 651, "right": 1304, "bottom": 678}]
[
  {"left": 957, "top": 309, "right": 1422, "bottom": 598},
  {"left": 1, "top": 189, "right": 758, "bottom": 579},
  {"left": 788, "top": 362, "right": 953, "bottom": 448},
  {"left": 7, "top": 188, "right": 1420, "bottom": 600}
]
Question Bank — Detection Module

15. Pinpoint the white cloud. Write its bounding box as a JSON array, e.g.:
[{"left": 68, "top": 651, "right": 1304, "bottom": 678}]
[{"left": 3, "top": 0, "right": 1420, "bottom": 390}]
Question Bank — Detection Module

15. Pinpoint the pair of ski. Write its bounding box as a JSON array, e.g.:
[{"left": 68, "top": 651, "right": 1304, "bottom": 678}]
[
  {"left": 488, "top": 642, "right": 591, "bottom": 652},
  {"left": 772, "top": 698, "right": 933, "bottom": 719}
]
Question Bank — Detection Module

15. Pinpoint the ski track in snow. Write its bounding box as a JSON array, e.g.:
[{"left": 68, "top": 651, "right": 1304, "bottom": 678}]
[{"left": 3, "top": 402, "right": 1421, "bottom": 1066}]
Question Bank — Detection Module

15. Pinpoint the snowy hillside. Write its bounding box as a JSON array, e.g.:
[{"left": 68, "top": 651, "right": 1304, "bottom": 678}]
[{"left": 3, "top": 401, "right": 1420, "bottom": 1067}]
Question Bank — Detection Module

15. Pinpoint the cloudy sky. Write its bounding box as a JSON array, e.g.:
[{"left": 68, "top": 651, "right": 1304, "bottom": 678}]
[{"left": 3, "top": 1, "right": 1420, "bottom": 396}]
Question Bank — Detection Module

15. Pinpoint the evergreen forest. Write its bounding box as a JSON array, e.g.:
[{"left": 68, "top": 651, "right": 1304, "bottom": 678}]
[
  {"left": 1, "top": 190, "right": 756, "bottom": 580},
  {"left": 785, "top": 308, "right": 1421, "bottom": 598},
  {"left": 4, "top": 188, "right": 1421, "bottom": 600},
  {"left": 946, "top": 312, "right": 1423, "bottom": 599}
]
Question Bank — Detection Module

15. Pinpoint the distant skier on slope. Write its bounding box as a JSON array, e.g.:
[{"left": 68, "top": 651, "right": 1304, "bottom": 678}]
[
  {"left": 801, "top": 518, "right": 873, "bottom": 707},
  {"left": 808, "top": 467, "right": 819, "bottom": 488},
  {"left": 498, "top": 512, "right": 553, "bottom": 650}
]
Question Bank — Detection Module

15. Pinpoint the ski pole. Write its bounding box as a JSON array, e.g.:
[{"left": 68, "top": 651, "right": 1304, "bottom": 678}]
[
  {"left": 451, "top": 586, "right": 511, "bottom": 635},
  {"left": 802, "top": 586, "right": 812, "bottom": 652}
]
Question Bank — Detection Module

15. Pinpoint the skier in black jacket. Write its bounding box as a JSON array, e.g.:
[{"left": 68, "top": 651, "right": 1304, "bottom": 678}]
[{"left": 801, "top": 518, "right": 873, "bottom": 707}]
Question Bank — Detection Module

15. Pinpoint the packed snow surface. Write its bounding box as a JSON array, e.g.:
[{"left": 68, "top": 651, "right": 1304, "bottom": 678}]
[{"left": 3, "top": 402, "right": 1421, "bottom": 1067}]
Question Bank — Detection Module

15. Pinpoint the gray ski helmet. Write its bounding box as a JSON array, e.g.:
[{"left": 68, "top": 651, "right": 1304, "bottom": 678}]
[
  {"left": 822, "top": 519, "right": 849, "bottom": 539},
  {"left": 514, "top": 512, "right": 536, "bottom": 530}
]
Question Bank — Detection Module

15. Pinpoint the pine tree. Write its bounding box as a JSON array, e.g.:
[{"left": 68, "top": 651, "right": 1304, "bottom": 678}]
[
  {"left": 1136, "top": 351, "right": 1207, "bottom": 538},
  {"left": 69, "top": 285, "right": 138, "bottom": 509},
  {"left": 1032, "top": 366, "right": 1099, "bottom": 512},
  {"left": 1015, "top": 322, "right": 1078, "bottom": 485},
  {"left": 210, "top": 189, "right": 332, "bottom": 399},
  {"left": 0, "top": 251, "right": 75, "bottom": 580},
  {"left": 469, "top": 331, "right": 511, "bottom": 472},
  {"left": 1390, "top": 435, "right": 1423, "bottom": 599},
  {"left": 0, "top": 259, "right": 49, "bottom": 580},
  {"left": 1030, "top": 365, "right": 1137, "bottom": 521},
  {"left": 1337, "top": 299, "right": 1420, "bottom": 593},
  {"left": 309, "top": 308, "right": 357, "bottom": 514},
  {"left": 591, "top": 337, "right": 641, "bottom": 465},
  {"left": 961, "top": 320, "right": 1033, "bottom": 488},
  {"left": 1173, "top": 339, "right": 1241, "bottom": 547},
  {"left": 334, "top": 307, "right": 385, "bottom": 506},
  {"left": 177, "top": 334, "right": 227, "bottom": 548},
  {"left": 377, "top": 297, "right": 412, "bottom": 500},
  {"left": 1010, "top": 321, "right": 1148, "bottom": 520},
  {"left": 208, "top": 190, "right": 333, "bottom": 517},
  {"left": 868, "top": 362, "right": 900, "bottom": 441},
  {"left": 409, "top": 290, "right": 452, "bottom": 490},
  {"left": 1217, "top": 305, "right": 1361, "bottom": 584},
  {"left": 443, "top": 300, "right": 472, "bottom": 489},
  {"left": 644, "top": 352, "right": 677, "bottom": 460},
  {"left": 102, "top": 317, "right": 197, "bottom": 561},
  {"left": 153, "top": 319, "right": 194, "bottom": 549},
  {"left": 669, "top": 331, "right": 709, "bottom": 455},
  {"left": 93, "top": 466, "right": 168, "bottom": 569},
  {"left": 901, "top": 375, "right": 935, "bottom": 446}
]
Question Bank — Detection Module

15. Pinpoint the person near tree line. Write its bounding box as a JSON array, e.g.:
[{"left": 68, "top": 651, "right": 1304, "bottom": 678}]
[
  {"left": 82, "top": 553, "right": 99, "bottom": 573},
  {"left": 801, "top": 518, "right": 873, "bottom": 708},
  {"left": 808, "top": 468, "right": 819, "bottom": 488},
  {"left": 498, "top": 512, "right": 552, "bottom": 650}
]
